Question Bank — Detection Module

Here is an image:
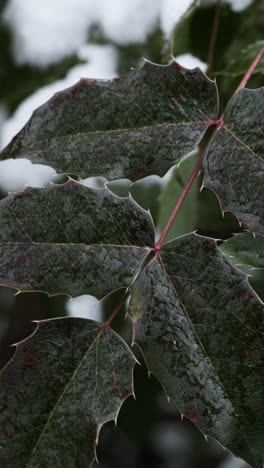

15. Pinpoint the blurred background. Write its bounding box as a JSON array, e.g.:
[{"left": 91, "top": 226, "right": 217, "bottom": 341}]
[{"left": 0, "top": 0, "right": 264, "bottom": 466}]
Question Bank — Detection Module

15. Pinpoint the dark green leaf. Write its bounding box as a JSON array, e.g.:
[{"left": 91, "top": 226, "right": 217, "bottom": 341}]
[
  {"left": 220, "top": 232, "right": 264, "bottom": 269},
  {"left": 0, "top": 180, "right": 154, "bottom": 297},
  {"left": 0, "top": 317, "right": 136, "bottom": 467},
  {"left": 216, "top": 41, "right": 264, "bottom": 77},
  {"left": 203, "top": 87, "right": 264, "bottom": 233},
  {"left": 129, "top": 233, "right": 264, "bottom": 467},
  {"left": 0, "top": 61, "right": 217, "bottom": 181}
]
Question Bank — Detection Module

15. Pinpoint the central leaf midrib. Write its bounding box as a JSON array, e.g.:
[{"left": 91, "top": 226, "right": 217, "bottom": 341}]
[
  {"left": 223, "top": 124, "right": 264, "bottom": 163},
  {"left": 22, "top": 121, "right": 211, "bottom": 147},
  {"left": 28, "top": 325, "right": 105, "bottom": 464},
  {"left": 0, "top": 242, "right": 149, "bottom": 249}
]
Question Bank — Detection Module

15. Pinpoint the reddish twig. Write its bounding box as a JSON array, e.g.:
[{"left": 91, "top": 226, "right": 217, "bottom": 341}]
[
  {"left": 233, "top": 46, "right": 264, "bottom": 95},
  {"left": 104, "top": 290, "right": 130, "bottom": 328},
  {"left": 105, "top": 46, "right": 264, "bottom": 326},
  {"left": 155, "top": 151, "right": 204, "bottom": 252},
  {"left": 217, "top": 46, "right": 264, "bottom": 127},
  {"left": 207, "top": 0, "right": 222, "bottom": 77}
]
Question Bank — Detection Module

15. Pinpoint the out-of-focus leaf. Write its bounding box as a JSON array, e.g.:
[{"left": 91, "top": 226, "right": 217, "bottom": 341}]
[
  {"left": 129, "top": 177, "right": 163, "bottom": 224},
  {"left": 166, "top": 0, "right": 200, "bottom": 56},
  {"left": 220, "top": 232, "right": 264, "bottom": 269},
  {"left": 157, "top": 153, "right": 199, "bottom": 240},
  {"left": 219, "top": 1, "right": 264, "bottom": 78},
  {"left": 0, "top": 61, "right": 217, "bottom": 181},
  {"left": 216, "top": 41, "right": 264, "bottom": 77},
  {"left": 129, "top": 232, "right": 264, "bottom": 468},
  {"left": 171, "top": 2, "right": 243, "bottom": 72},
  {"left": 203, "top": 87, "right": 264, "bottom": 233},
  {"left": 0, "top": 180, "right": 154, "bottom": 297},
  {"left": 0, "top": 317, "right": 136, "bottom": 467},
  {"left": 107, "top": 175, "right": 163, "bottom": 224},
  {"left": 197, "top": 186, "right": 242, "bottom": 239}
]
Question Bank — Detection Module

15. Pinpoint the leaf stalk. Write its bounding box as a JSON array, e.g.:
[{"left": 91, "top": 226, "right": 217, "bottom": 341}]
[
  {"left": 104, "top": 290, "right": 131, "bottom": 328},
  {"left": 207, "top": 0, "right": 222, "bottom": 77},
  {"left": 155, "top": 151, "right": 204, "bottom": 252},
  {"left": 106, "top": 46, "right": 264, "bottom": 325},
  {"left": 233, "top": 46, "right": 264, "bottom": 95}
]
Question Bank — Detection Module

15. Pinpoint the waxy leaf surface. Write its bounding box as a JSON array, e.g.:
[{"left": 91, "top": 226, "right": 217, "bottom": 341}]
[
  {"left": 129, "top": 233, "right": 264, "bottom": 467},
  {"left": 203, "top": 87, "right": 264, "bottom": 233},
  {"left": 0, "top": 61, "right": 217, "bottom": 181},
  {"left": 220, "top": 232, "right": 264, "bottom": 269},
  {"left": 0, "top": 317, "right": 136, "bottom": 467},
  {"left": 0, "top": 180, "right": 154, "bottom": 297}
]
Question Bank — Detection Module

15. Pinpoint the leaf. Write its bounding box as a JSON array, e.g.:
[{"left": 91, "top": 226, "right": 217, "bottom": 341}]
[
  {"left": 0, "top": 179, "right": 154, "bottom": 297},
  {"left": 157, "top": 152, "right": 199, "bottom": 240},
  {"left": 216, "top": 41, "right": 264, "bottom": 76},
  {"left": 0, "top": 61, "right": 218, "bottom": 181},
  {"left": 220, "top": 232, "right": 264, "bottom": 269},
  {"left": 203, "top": 87, "right": 264, "bottom": 234},
  {"left": 129, "top": 233, "right": 264, "bottom": 467},
  {"left": 0, "top": 317, "right": 136, "bottom": 467}
]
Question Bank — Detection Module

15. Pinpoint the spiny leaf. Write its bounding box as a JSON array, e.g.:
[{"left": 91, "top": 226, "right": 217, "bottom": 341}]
[
  {"left": 0, "top": 180, "right": 154, "bottom": 297},
  {"left": 203, "top": 87, "right": 264, "bottom": 233},
  {"left": 220, "top": 232, "right": 264, "bottom": 269},
  {"left": 129, "top": 233, "right": 264, "bottom": 467},
  {"left": 0, "top": 61, "right": 217, "bottom": 181},
  {"left": 216, "top": 40, "right": 264, "bottom": 77},
  {"left": 0, "top": 317, "right": 136, "bottom": 468}
]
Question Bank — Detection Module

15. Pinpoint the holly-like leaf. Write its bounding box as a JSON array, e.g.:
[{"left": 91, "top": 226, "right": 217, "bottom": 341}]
[
  {"left": 220, "top": 232, "right": 264, "bottom": 269},
  {"left": 129, "top": 233, "right": 264, "bottom": 467},
  {"left": 0, "top": 317, "right": 136, "bottom": 467},
  {"left": 216, "top": 41, "right": 264, "bottom": 76},
  {"left": 203, "top": 87, "right": 264, "bottom": 233},
  {"left": 0, "top": 180, "right": 154, "bottom": 297},
  {"left": 0, "top": 61, "right": 217, "bottom": 181}
]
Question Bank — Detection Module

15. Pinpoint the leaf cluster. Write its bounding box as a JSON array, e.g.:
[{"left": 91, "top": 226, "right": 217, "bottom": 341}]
[{"left": 1, "top": 4, "right": 264, "bottom": 468}]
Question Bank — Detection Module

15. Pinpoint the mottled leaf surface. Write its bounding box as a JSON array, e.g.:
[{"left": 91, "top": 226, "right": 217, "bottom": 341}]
[
  {"left": 129, "top": 233, "right": 264, "bottom": 467},
  {"left": 216, "top": 41, "right": 264, "bottom": 76},
  {"left": 220, "top": 232, "right": 264, "bottom": 269},
  {"left": 203, "top": 87, "right": 264, "bottom": 233},
  {"left": 0, "top": 317, "right": 136, "bottom": 468},
  {"left": 0, "top": 180, "right": 154, "bottom": 297},
  {"left": 0, "top": 61, "right": 217, "bottom": 181}
]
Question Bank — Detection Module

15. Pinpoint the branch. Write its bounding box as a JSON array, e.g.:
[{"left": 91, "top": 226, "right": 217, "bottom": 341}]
[
  {"left": 207, "top": 0, "right": 222, "bottom": 77},
  {"left": 105, "top": 46, "right": 264, "bottom": 325},
  {"left": 104, "top": 290, "right": 130, "bottom": 328},
  {"left": 217, "top": 46, "right": 264, "bottom": 127},
  {"left": 233, "top": 46, "right": 264, "bottom": 95},
  {"left": 155, "top": 151, "right": 204, "bottom": 251}
]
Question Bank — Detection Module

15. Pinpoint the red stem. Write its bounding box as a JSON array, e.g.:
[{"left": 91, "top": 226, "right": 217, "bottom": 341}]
[
  {"left": 155, "top": 151, "right": 204, "bottom": 251},
  {"left": 216, "top": 46, "right": 264, "bottom": 127},
  {"left": 207, "top": 0, "right": 222, "bottom": 77},
  {"left": 233, "top": 47, "right": 264, "bottom": 95},
  {"left": 104, "top": 290, "right": 130, "bottom": 328},
  {"left": 105, "top": 46, "right": 264, "bottom": 325}
]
